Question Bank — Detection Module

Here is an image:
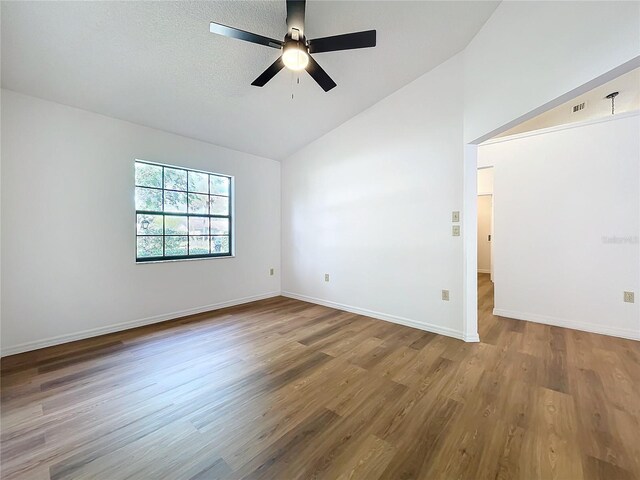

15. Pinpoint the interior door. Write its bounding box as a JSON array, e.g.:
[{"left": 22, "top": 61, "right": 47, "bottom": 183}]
[{"left": 477, "top": 194, "right": 493, "bottom": 278}]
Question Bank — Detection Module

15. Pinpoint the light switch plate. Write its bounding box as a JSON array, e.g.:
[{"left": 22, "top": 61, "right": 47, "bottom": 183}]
[
  {"left": 624, "top": 291, "right": 635, "bottom": 303},
  {"left": 452, "top": 225, "right": 461, "bottom": 236},
  {"left": 442, "top": 290, "right": 450, "bottom": 301},
  {"left": 325, "top": 274, "right": 330, "bottom": 282},
  {"left": 452, "top": 211, "right": 460, "bottom": 222},
  {"left": 270, "top": 268, "right": 274, "bottom": 276}
]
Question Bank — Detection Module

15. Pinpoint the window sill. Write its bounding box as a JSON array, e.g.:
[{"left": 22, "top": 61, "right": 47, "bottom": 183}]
[{"left": 136, "top": 255, "right": 235, "bottom": 265}]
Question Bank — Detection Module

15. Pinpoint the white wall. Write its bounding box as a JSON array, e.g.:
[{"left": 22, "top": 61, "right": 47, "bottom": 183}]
[
  {"left": 281, "top": 54, "right": 472, "bottom": 340},
  {"left": 478, "top": 114, "right": 640, "bottom": 340},
  {"left": 464, "top": 1, "right": 640, "bottom": 143},
  {"left": 280, "top": 0, "right": 640, "bottom": 342},
  {"left": 477, "top": 167, "right": 494, "bottom": 195},
  {"left": 460, "top": 0, "right": 639, "bottom": 341},
  {"left": 1, "top": 90, "right": 281, "bottom": 355}
]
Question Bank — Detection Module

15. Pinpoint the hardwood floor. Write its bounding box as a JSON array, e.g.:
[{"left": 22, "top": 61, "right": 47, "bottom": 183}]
[{"left": 2, "top": 275, "right": 639, "bottom": 479}]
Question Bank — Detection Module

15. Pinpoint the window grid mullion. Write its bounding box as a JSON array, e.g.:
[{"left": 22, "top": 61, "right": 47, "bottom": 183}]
[
  {"left": 135, "top": 185, "right": 229, "bottom": 197},
  {"left": 136, "top": 161, "right": 232, "bottom": 261},
  {"left": 187, "top": 172, "right": 191, "bottom": 254},
  {"left": 161, "top": 167, "right": 165, "bottom": 257},
  {"left": 208, "top": 172, "right": 211, "bottom": 253},
  {"left": 135, "top": 211, "right": 229, "bottom": 219}
]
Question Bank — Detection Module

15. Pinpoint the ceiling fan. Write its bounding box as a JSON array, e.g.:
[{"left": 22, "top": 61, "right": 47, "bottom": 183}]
[{"left": 209, "top": 0, "right": 376, "bottom": 92}]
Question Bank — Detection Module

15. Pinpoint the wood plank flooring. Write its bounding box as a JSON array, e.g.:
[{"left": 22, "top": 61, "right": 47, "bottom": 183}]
[{"left": 2, "top": 274, "right": 639, "bottom": 479}]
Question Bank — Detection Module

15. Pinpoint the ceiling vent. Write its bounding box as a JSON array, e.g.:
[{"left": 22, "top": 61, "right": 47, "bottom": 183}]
[{"left": 572, "top": 102, "right": 586, "bottom": 113}]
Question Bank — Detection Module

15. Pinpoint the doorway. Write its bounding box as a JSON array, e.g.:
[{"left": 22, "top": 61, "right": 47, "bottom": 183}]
[
  {"left": 477, "top": 193, "right": 492, "bottom": 279},
  {"left": 462, "top": 59, "right": 640, "bottom": 344},
  {"left": 477, "top": 192, "right": 494, "bottom": 336}
]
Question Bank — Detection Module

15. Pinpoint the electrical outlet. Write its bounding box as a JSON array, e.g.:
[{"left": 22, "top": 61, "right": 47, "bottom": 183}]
[
  {"left": 269, "top": 268, "right": 274, "bottom": 276},
  {"left": 442, "top": 289, "right": 450, "bottom": 301},
  {"left": 325, "top": 274, "right": 330, "bottom": 282},
  {"left": 452, "top": 225, "right": 460, "bottom": 236},
  {"left": 452, "top": 211, "right": 460, "bottom": 222},
  {"left": 624, "top": 291, "right": 635, "bottom": 303}
]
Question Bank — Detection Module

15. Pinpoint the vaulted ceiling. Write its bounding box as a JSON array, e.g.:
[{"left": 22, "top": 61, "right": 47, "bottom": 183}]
[{"left": 1, "top": 1, "right": 498, "bottom": 159}]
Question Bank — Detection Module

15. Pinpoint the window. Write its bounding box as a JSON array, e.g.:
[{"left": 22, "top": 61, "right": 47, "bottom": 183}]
[{"left": 135, "top": 160, "right": 233, "bottom": 262}]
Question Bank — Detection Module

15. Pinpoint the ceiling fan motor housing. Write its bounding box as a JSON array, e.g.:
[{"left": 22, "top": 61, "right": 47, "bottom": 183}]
[{"left": 283, "top": 34, "right": 308, "bottom": 53}]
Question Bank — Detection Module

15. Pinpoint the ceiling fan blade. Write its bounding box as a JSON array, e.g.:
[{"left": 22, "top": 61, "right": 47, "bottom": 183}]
[
  {"left": 305, "top": 55, "right": 337, "bottom": 92},
  {"left": 210, "top": 22, "right": 282, "bottom": 49},
  {"left": 308, "top": 30, "right": 376, "bottom": 54},
  {"left": 251, "top": 57, "right": 286, "bottom": 87},
  {"left": 286, "top": 0, "right": 306, "bottom": 34}
]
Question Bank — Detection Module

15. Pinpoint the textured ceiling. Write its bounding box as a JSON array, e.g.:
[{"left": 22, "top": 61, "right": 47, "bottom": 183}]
[{"left": 1, "top": 1, "right": 499, "bottom": 159}]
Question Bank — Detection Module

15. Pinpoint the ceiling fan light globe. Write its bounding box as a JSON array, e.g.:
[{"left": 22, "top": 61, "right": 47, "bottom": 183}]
[{"left": 282, "top": 45, "right": 309, "bottom": 71}]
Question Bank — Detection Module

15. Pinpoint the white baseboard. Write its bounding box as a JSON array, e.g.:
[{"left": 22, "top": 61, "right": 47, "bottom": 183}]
[
  {"left": 282, "top": 291, "right": 472, "bottom": 342},
  {"left": 1, "top": 292, "right": 281, "bottom": 357},
  {"left": 493, "top": 308, "right": 640, "bottom": 341},
  {"left": 477, "top": 269, "right": 491, "bottom": 274},
  {"left": 463, "top": 333, "right": 481, "bottom": 342}
]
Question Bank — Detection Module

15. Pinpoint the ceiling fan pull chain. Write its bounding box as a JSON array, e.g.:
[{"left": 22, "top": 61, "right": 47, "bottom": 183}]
[{"left": 290, "top": 72, "right": 301, "bottom": 99}]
